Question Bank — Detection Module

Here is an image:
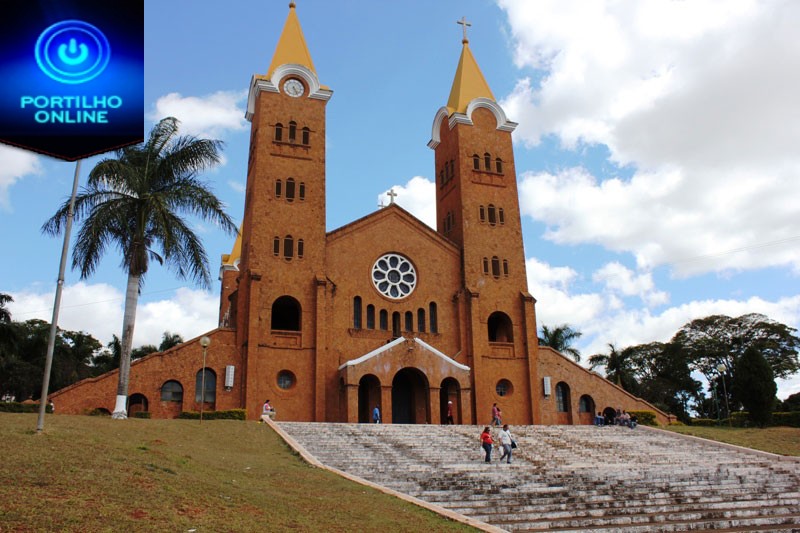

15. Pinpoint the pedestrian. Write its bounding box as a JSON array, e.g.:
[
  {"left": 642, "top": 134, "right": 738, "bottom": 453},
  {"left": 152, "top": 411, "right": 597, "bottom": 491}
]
[
  {"left": 446, "top": 401, "right": 454, "bottom": 424},
  {"left": 480, "top": 426, "right": 494, "bottom": 463},
  {"left": 491, "top": 403, "right": 502, "bottom": 426},
  {"left": 262, "top": 399, "right": 275, "bottom": 419},
  {"left": 498, "top": 424, "right": 514, "bottom": 464},
  {"left": 372, "top": 405, "right": 381, "bottom": 423},
  {"left": 595, "top": 411, "right": 604, "bottom": 426}
]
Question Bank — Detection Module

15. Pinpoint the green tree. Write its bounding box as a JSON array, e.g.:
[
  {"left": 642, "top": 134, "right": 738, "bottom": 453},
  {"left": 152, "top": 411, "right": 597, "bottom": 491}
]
[
  {"left": 159, "top": 331, "right": 184, "bottom": 351},
  {"left": 42, "top": 117, "right": 237, "bottom": 418},
  {"left": 777, "top": 392, "right": 800, "bottom": 412},
  {"left": 538, "top": 324, "right": 583, "bottom": 362},
  {"left": 732, "top": 346, "right": 776, "bottom": 427},
  {"left": 0, "top": 293, "right": 12, "bottom": 323},
  {"left": 588, "top": 343, "right": 638, "bottom": 394}
]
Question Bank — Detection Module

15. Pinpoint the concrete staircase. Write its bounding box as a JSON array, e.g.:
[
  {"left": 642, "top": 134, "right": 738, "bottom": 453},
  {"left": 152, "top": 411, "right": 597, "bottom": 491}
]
[{"left": 278, "top": 423, "right": 800, "bottom": 532}]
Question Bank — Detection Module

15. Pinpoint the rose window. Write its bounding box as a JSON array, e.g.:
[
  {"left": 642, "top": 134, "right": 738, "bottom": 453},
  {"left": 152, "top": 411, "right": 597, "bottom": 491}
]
[{"left": 371, "top": 253, "right": 416, "bottom": 299}]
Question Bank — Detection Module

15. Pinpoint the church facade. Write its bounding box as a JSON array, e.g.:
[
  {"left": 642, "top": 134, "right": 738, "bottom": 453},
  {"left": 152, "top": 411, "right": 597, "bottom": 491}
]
[{"left": 52, "top": 5, "right": 670, "bottom": 426}]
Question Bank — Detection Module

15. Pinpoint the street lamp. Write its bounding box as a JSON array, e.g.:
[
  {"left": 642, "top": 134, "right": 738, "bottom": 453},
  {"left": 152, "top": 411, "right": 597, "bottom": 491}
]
[
  {"left": 716, "top": 363, "right": 732, "bottom": 427},
  {"left": 199, "top": 336, "right": 211, "bottom": 424}
]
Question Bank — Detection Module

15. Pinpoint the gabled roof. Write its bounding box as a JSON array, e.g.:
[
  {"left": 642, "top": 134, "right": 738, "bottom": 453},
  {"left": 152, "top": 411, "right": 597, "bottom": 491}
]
[
  {"left": 267, "top": 2, "right": 317, "bottom": 79},
  {"left": 338, "top": 336, "right": 470, "bottom": 371},
  {"left": 446, "top": 39, "right": 495, "bottom": 115}
]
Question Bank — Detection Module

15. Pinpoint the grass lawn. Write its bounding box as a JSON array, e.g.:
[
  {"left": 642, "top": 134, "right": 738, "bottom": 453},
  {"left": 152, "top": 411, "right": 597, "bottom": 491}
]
[
  {"left": 664, "top": 425, "right": 800, "bottom": 457},
  {"left": 0, "top": 414, "right": 477, "bottom": 532}
]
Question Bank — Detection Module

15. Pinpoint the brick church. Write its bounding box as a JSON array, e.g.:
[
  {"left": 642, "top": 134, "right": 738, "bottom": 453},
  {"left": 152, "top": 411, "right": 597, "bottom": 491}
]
[{"left": 52, "top": 4, "right": 669, "bottom": 425}]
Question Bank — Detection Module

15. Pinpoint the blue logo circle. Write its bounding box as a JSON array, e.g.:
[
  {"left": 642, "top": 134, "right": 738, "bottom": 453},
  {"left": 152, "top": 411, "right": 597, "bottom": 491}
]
[{"left": 35, "top": 20, "right": 111, "bottom": 84}]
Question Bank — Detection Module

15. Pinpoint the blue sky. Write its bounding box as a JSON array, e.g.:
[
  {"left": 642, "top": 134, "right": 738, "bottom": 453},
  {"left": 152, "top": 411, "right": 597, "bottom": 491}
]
[{"left": 2, "top": 0, "right": 799, "bottom": 399}]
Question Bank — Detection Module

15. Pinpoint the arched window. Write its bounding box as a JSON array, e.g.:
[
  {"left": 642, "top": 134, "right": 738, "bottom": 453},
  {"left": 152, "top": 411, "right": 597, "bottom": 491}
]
[
  {"left": 366, "top": 305, "right": 375, "bottom": 329},
  {"left": 484, "top": 152, "right": 491, "bottom": 171},
  {"left": 556, "top": 382, "right": 571, "bottom": 412},
  {"left": 299, "top": 182, "right": 305, "bottom": 201},
  {"left": 392, "top": 312, "right": 401, "bottom": 338},
  {"left": 273, "top": 236, "right": 280, "bottom": 256},
  {"left": 503, "top": 259, "right": 509, "bottom": 277},
  {"left": 429, "top": 302, "right": 438, "bottom": 334},
  {"left": 283, "top": 235, "right": 294, "bottom": 259},
  {"left": 479, "top": 205, "right": 485, "bottom": 223},
  {"left": 161, "top": 380, "right": 183, "bottom": 402},
  {"left": 379, "top": 309, "right": 388, "bottom": 331},
  {"left": 285, "top": 178, "right": 296, "bottom": 201},
  {"left": 488, "top": 204, "right": 497, "bottom": 226},
  {"left": 301, "top": 127, "right": 310, "bottom": 145},
  {"left": 491, "top": 256, "right": 500, "bottom": 278},
  {"left": 275, "top": 179, "right": 282, "bottom": 198},
  {"left": 472, "top": 154, "right": 480, "bottom": 170},
  {"left": 353, "top": 296, "right": 362, "bottom": 329},
  {"left": 498, "top": 208, "right": 505, "bottom": 225},
  {"left": 195, "top": 368, "right": 216, "bottom": 403},
  {"left": 297, "top": 239, "right": 304, "bottom": 259},
  {"left": 274, "top": 123, "right": 283, "bottom": 142},
  {"left": 579, "top": 394, "right": 594, "bottom": 413},
  {"left": 495, "top": 158, "right": 503, "bottom": 173},
  {"left": 404, "top": 311, "right": 413, "bottom": 332},
  {"left": 488, "top": 311, "right": 513, "bottom": 342},
  {"left": 288, "top": 121, "right": 297, "bottom": 142},
  {"left": 417, "top": 308, "right": 426, "bottom": 332},
  {"left": 483, "top": 257, "right": 489, "bottom": 275},
  {"left": 271, "top": 295, "right": 301, "bottom": 331}
]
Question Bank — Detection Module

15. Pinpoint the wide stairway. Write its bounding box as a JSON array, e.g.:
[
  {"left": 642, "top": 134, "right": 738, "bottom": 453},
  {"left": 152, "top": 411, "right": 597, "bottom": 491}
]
[{"left": 278, "top": 423, "right": 800, "bottom": 532}]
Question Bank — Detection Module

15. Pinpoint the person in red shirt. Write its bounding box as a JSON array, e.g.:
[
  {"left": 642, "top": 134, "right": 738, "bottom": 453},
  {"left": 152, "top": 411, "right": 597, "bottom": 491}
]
[
  {"left": 446, "top": 401, "right": 454, "bottom": 424},
  {"left": 480, "top": 426, "right": 494, "bottom": 463}
]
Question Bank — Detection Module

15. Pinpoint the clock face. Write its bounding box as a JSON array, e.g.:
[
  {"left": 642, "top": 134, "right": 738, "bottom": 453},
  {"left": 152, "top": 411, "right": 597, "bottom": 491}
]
[
  {"left": 283, "top": 79, "right": 304, "bottom": 98},
  {"left": 372, "top": 253, "right": 417, "bottom": 299}
]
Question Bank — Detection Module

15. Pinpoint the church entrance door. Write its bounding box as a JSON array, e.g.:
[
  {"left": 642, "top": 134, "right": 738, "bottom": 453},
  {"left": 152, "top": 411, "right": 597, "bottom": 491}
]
[
  {"left": 391, "top": 368, "right": 429, "bottom": 424},
  {"left": 439, "top": 377, "right": 460, "bottom": 424},
  {"left": 357, "top": 374, "right": 381, "bottom": 423}
]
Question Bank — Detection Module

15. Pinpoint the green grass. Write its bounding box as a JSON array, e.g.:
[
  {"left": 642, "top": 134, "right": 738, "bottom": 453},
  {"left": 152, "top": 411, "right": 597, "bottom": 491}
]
[
  {"left": 0, "top": 414, "right": 477, "bottom": 532},
  {"left": 664, "top": 425, "right": 800, "bottom": 456}
]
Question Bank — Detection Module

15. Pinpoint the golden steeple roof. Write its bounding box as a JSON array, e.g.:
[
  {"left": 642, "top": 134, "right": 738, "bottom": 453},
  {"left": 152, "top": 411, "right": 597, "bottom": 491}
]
[
  {"left": 221, "top": 227, "right": 242, "bottom": 268},
  {"left": 446, "top": 20, "right": 495, "bottom": 115},
  {"left": 267, "top": 2, "right": 316, "bottom": 78}
]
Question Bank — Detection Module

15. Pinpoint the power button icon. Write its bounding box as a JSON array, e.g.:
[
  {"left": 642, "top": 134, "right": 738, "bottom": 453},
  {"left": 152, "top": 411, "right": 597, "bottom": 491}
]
[{"left": 35, "top": 20, "right": 110, "bottom": 84}]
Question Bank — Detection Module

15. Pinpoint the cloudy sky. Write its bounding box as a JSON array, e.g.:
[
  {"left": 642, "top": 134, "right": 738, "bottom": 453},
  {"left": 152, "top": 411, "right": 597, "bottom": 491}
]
[{"left": 2, "top": 0, "right": 798, "bottom": 399}]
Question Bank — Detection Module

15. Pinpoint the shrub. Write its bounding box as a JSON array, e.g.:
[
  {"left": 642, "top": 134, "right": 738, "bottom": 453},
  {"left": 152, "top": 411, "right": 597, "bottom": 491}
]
[
  {"left": 629, "top": 410, "right": 657, "bottom": 426},
  {"left": 0, "top": 402, "right": 53, "bottom": 414},
  {"left": 133, "top": 412, "right": 151, "bottom": 419},
  {"left": 772, "top": 411, "right": 800, "bottom": 427},
  {"left": 690, "top": 418, "right": 717, "bottom": 426},
  {"left": 178, "top": 409, "right": 246, "bottom": 421}
]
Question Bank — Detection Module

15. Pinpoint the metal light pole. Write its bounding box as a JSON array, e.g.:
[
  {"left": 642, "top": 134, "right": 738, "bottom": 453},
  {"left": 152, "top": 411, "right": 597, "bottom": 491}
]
[
  {"left": 713, "top": 382, "right": 720, "bottom": 426},
  {"left": 717, "top": 363, "right": 732, "bottom": 427},
  {"left": 199, "top": 336, "right": 210, "bottom": 423},
  {"left": 37, "top": 160, "right": 82, "bottom": 433}
]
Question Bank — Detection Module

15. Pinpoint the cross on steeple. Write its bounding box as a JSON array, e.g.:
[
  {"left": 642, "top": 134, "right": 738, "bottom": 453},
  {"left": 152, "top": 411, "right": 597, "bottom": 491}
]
[
  {"left": 386, "top": 189, "right": 397, "bottom": 204},
  {"left": 457, "top": 16, "right": 471, "bottom": 43}
]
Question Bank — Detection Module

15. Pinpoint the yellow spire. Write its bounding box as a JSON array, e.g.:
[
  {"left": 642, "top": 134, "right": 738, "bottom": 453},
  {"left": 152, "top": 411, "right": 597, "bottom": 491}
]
[
  {"left": 446, "top": 20, "right": 495, "bottom": 115},
  {"left": 221, "top": 228, "right": 242, "bottom": 268},
  {"left": 267, "top": 2, "right": 316, "bottom": 78}
]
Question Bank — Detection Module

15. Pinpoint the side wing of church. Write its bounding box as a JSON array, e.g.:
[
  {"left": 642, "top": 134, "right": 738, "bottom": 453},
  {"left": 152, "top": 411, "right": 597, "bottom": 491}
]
[{"left": 51, "top": 4, "right": 671, "bottom": 426}]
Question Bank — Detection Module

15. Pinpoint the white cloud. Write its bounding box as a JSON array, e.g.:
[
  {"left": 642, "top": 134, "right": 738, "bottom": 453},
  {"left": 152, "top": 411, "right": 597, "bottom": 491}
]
[
  {"left": 228, "top": 180, "right": 246, "bottom": 194},
  {"left": 593, "top": 261, "right": 668, "bottom": 307},
  {"left": 499, "top": 0, "right": 800, "bottom": 276},
  {"left": 0, "top": 145, "right": 42, "bottom": 211},
  {"left": 148, "top": 90, "right": 248, "bottom": 139},
  {"left": 9, "top": 282, "right": 219, "bottom": 348},
  {"left": 378, "top": 176, "right": 436, "bottom": 228}
]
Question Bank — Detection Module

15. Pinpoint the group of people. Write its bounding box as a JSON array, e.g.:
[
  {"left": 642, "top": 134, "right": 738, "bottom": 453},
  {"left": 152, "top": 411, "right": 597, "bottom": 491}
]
[
  {"left": 594, "top": 409, "right": 637, "bottom": 428},
  {"left": 480, "top": 424, "right": 515, "bottom": 464}
]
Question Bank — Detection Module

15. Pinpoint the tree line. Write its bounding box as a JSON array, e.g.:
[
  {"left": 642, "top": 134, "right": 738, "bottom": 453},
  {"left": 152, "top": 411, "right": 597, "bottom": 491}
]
[{"left": 539, "top": 315, "right": 800, "bottom": 425}]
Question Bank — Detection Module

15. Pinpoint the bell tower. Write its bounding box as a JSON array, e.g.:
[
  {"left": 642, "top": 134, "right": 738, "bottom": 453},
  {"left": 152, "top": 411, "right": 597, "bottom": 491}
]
[
  {"left": 234, "top": 2, "right": 332, "bottom": 420},
  {"left": 428, "top": 19, "right": 540, "bottom": 424}
]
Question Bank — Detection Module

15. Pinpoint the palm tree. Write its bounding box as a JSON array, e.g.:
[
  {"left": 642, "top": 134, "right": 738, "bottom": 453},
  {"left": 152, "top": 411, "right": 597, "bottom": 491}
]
[
  {"left": 0, "top": 293, "right": 12, "bottom": 323},
  {"left": 588, "top": 343, "right": 638, "bottom": 393},
  {"left": 42, "top": 117, "right": 237, "bottom": 418},
  {"left": 159, "top": 331, "right": 184, "bottom": 351},
  {"left": 538, "top": 324, "right": 583, "bottom": 362}
]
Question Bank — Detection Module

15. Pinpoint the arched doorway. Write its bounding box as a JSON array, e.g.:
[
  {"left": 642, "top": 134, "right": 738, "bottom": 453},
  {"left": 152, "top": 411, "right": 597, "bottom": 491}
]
[
  {"left": 358, "top": 374, "right": 381, "bottom": 423},
  {"left": 440, "top": 377, "right": 460, "bottom": 424},
  {"left": 578, "top": 394, "right": 595, "bottom": 425},
  {"left": 555, "top": 381, "right": 572, "bottom": 425},
  {"left": 603, "top": 407, "right": 617, "bottom": 425},
  {"left": 391, "top": 368, "right": 429, "bottom": 424},
  {"left": 128, "top": 393, "right": 148, "bottom": 416}
]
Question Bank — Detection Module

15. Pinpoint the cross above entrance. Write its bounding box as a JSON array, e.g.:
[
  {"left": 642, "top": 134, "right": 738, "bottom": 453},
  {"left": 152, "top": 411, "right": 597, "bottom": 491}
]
[
  {"left": 386, "top": 188, "right": 397, "bottom": 204},
  {"left": 457, "top": 16, "right": 471, "bottom": 42}
]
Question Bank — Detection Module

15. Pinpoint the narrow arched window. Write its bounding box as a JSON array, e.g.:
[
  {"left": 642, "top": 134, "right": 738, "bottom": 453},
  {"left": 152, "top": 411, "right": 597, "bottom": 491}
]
[
  {"left": 491, "top": 256, "right": 500, "bottom": 278},
  {"left": 495, "top": 158, "right": 503, "bottom": 173},
  {"left": 297, "top": 239, "right": 304, "bottom": 259},
  {"left": 274, "top": 123, "right": 283, "bottom": 142},
  {"left": 417, "top": 308, "right": 426, "bottom": 332},
  {"left": 366, "top": 305, "right": 375, "bottom": 329},
  {"left": 285, "top": 178, "right": 296, "bottom": 201},
  {"left": 483, "top": 257, "right": 489, "bottom": 275},
  {"left": 479, "top": 205, "right": 486, "bottom": 223},
  {"left": 429, "top": 302, "right": 438, "bottom": 334},
  {"left": 283, "top": 235, "right": 294, "bottom": 259},
  {"left": 392, "top": 312, "right": 401, "bottom": 337},
  {"left": 275, "top": 179, "right": 282, "bottom": 198},
  {"left": 273, "top": 237, "right": 280, "bottom": 256},
  {"left": 353, "top": 296, "right": 362, "bottom": 329},
  {"left": 404, "top": 311, "right": 413, "bottom": 332},
  {"left": 473, "top": 154, "right": 480, "bottom": 170},
  {"left": 301, "top": 127, "right": 310, "bottom": 145},
  {"left": 498, "top": 208, "right": 505, "bottom": 225},
  {"left": 379, "top": 310, "right": 388, "bottom": 331},
  {"left": 503, "top": 259, "right": 509, "bottom": 277},
  {"left": 484, "top": 152, "right": 491, "bottom": 171},
  {"left": 288, "top": 121, "right": 297, "bottom": 142},
  {"left": 299, "top": 182, "right": 305, "bottom": 201},
  {"left": 195, "top": 369, "right": 216, "bottom": 403},
  {"left": 556, "top": 382, "right": 570, "bottom": 412},
  {"left": 488, "top": 205, "right": 497, "bottom": 226}
]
